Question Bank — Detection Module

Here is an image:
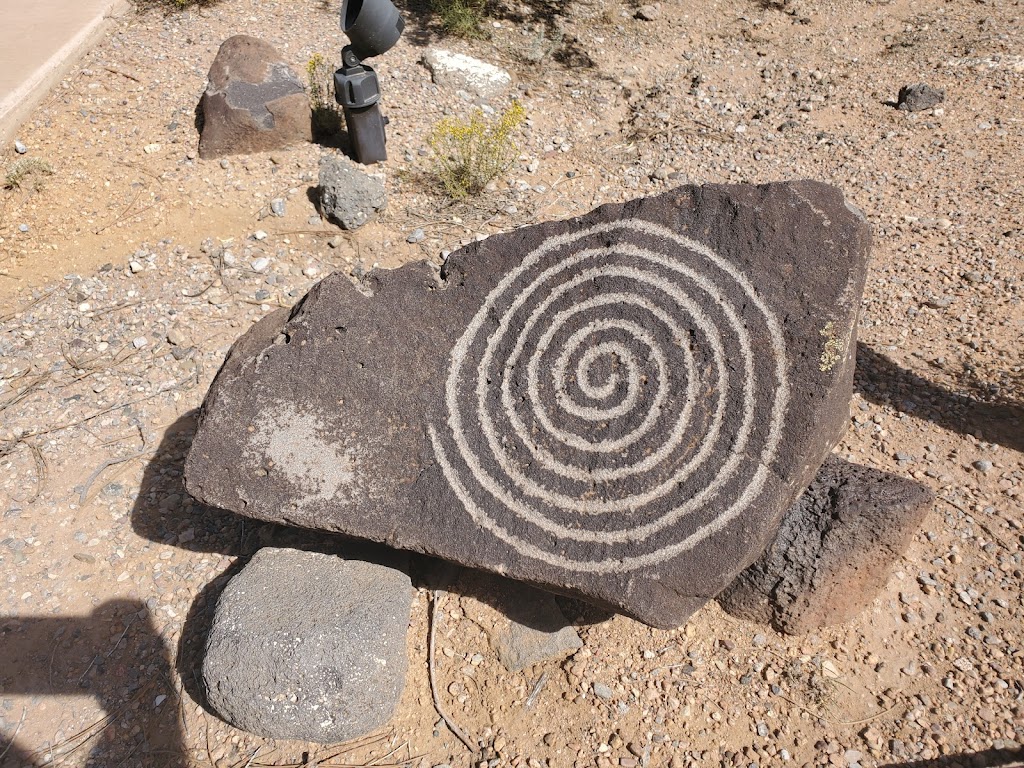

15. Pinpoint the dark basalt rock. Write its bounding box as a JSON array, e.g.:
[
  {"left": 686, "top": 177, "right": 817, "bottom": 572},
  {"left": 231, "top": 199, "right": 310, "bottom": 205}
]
[
  {"left": 717, "top": 456, "right": 935, "bottom": 634},
  {"left": 185, "top": 181, "right": 872, "bottom": 628},
  {"left": 198, "top": 35, "right": 311, "bottom": 159},
  {"left": 896, "top": 83, "right": 945, "bottom": 113}
]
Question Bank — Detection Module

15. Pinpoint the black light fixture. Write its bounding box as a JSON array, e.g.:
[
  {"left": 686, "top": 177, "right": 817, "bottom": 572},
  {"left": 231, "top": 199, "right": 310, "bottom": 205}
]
[{"left": 335, "top": 0, "right": 405, "bottom": 164}]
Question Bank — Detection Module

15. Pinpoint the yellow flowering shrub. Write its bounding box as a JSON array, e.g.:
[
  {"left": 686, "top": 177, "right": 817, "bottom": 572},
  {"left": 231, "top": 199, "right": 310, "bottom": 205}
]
[{"left": 428, "top": 102, "right": 526, "bottom": 199}]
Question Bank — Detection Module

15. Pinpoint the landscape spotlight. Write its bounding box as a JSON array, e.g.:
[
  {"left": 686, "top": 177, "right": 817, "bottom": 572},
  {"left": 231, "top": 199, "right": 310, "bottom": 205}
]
[{"left": 335, "top": 0, "right": 405, "bottom": 164}]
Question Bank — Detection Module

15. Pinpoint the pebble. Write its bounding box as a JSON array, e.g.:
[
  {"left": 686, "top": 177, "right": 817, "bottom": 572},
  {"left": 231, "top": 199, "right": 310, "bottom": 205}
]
[
  {"left": 270, "top": 198, "right": 286, "bottom": 216},
  {"left": 132, "top": 336, "right": 148, "bottom": 349},
  {"left": 14, "top": 140, "right": 27, "bottom": 154},
  {"left": 129, "top": 260, "right": 144, "bottom": 273},
  {"left": 251, "top": 257, "right": 271, "bottom": 272},
  {"left": 407, "top": 228, "right": 426, "bottom": 243},
  {"left": 972, "top": 459, "right": 993, "bottom": 472},
  {"left": 328, "top": 235, "right": 345, "bottom": 248},
  {"left": 635, "top": 4, "right": 661, "bottom": 21},
  {"left": 251, "top": 230, "right": 268, "bottom": 241},
  {"left": 18, "top": 224, "right": 29, "bottom": 232},
  {"left": 593, "top": 683, "right": 614, "bottom": 699}
]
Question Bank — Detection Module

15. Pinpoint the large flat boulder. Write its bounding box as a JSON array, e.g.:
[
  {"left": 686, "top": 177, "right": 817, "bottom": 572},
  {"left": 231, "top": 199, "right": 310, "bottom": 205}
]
[{"left": 185, "top": 181, "right": 871, "bottom": 628}]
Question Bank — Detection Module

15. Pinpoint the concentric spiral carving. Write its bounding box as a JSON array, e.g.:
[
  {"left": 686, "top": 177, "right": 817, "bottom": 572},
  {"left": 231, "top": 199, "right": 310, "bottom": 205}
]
[{"left": 428, "top": 220, "right": 790, "bottom": 574}]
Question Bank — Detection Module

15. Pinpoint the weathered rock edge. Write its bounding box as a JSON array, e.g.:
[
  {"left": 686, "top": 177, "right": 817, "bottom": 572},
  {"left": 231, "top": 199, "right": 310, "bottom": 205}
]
[
  {"left": 717, "top": 456, "right": 935, "bottom": 634},
  {"left": 185, "top": 182, "right": 872, "bottom": 628}
]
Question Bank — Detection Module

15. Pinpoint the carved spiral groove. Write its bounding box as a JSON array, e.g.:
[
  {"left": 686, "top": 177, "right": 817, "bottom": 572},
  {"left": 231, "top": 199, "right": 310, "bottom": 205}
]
[{"left": 429, "top": 220, "right": 790, "bottom": 573}]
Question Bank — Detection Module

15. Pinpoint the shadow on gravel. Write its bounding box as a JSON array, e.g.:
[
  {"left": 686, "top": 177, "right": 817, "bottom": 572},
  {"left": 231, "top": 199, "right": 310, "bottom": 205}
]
[
  {"left": 856, "top": 343, "right": 1024, "bottom": 453},
  {"left": 880, "top": 746, "right": 1024, "bottom": 768},
  {"left": 133, "top": 412, "right": 610, "bottom": 717},
  {"left": 399, "top": 0, "right": 596, "bottom": 68},
  {"left": 0, "top": 600, "right": 186, "bottom": 768}
]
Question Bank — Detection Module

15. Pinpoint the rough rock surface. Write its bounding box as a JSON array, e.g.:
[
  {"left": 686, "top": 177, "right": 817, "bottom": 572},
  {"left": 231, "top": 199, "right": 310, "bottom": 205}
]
[
  {"left": 421, "top": 49, "right": 512, "bottom": 100},
  {"left": 185, "top": 181, "right": 871, "bottom": 629},
  {"left": 492, "top": 588, "right": 583, "bottom": 672},
  {"left": 198, "top": 35, "right": 311, "bottom": 159},
  {"left": 717, "top": 456, "right": 935, "bottom": 634},
  {"left": 896, "top": 83, "right": 945, "bottom": 113},
  {"left": 318, "top": 154, "right": 387, "bottom": 230},
  {"left": 202, "top": 547, "right": 412, "bottom": 742}
]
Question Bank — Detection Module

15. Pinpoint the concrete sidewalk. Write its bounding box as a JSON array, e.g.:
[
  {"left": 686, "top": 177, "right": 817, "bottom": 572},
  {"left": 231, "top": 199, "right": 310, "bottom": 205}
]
[{"left": 0, "top": 0, "right": 128, "bottom": 145}]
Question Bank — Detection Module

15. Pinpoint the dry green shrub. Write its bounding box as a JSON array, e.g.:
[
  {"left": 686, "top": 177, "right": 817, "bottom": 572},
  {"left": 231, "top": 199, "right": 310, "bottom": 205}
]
[
  {"left": 4, "top": 159, "right": 53, "bottom": 192},
  {"left": 306, "top": 53, "right": 342, "bottom": 137},
  {"left": 428, "top": 102, "right": 525, "bottom": 199},
  {"left": 431, "top": 0, "right": 488, "bottom": 38}
]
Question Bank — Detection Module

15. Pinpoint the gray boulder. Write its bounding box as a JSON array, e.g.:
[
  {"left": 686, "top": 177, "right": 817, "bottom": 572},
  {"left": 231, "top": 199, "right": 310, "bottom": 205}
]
[
  {"left": 717, "top": 456, "right": 934, "bottom": 634},
  {"left": 185, "top": 181, "right": 871, "bottom": 629},
  {"left": 318, "top": 154, "right": 387, "bottom": 230},
  {"left": 202, "top": 547, "right": 412, "bottom": 742},
  {"left": 198, "top": 36, "right": 311, "bottom": 159}
]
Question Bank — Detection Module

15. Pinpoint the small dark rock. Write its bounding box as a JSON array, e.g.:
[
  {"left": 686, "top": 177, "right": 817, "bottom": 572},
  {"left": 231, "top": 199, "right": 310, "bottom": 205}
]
[
  {"left": 717, "top": 457, "right": 934, "bottom": 634},
  {"left": 896, "top": 83, "right": 945, "bottom": 113},
  {"left": 492, "top": 586, "right": 582, "bottom": 672},
  {"left": 318, "top": 154, "right": 387, "bottom": 230}
]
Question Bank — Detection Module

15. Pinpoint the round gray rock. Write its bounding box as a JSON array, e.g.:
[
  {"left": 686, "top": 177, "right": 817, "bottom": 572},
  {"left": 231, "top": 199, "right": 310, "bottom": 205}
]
[
  {"left": 202, "top": 547, "right": 412, "bottom": 742},
  {"left": 318, "top": 154, "right": 387, "bottom": 230}
]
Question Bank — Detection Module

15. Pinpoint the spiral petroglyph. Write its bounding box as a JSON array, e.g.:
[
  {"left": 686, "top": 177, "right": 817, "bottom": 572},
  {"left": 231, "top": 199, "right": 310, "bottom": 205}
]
[
  {"left": 187, "top": 181, "right": 871, "bottom": 626},
  {"left": 429, "top": 219, "right": 791, "bottom": 574}
]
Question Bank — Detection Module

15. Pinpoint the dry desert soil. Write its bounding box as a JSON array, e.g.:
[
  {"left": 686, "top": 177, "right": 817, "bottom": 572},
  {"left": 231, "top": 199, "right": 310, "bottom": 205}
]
[{"left": 0, "top": 0, "right": 1022, "bottom": 766}]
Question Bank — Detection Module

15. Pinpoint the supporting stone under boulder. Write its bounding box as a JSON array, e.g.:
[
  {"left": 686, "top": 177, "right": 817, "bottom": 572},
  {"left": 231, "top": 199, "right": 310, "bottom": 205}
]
[
  {"left": 185, "top": 181, "right": 872, "bottom": 629},
  {"left": 717, "top": 456, "right": 935, "bottom": 634},
  {"left": 202, "top": 547, "right": 412, "bottom": 742},
  {"left": 198, "top": 35, "right": 311, "bottom": 159}
]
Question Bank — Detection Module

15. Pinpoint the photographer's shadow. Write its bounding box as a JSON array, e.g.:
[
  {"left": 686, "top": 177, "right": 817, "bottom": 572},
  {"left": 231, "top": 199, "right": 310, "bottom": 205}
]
[{"left": 0, "top": 600, "right": 185, "bottom": 768}]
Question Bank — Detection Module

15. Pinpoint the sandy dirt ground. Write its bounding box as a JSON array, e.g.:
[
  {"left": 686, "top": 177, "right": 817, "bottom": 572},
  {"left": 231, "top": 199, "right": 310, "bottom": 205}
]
[{"left": 0, "top": 0, "right": 1022, "bottom": 766}]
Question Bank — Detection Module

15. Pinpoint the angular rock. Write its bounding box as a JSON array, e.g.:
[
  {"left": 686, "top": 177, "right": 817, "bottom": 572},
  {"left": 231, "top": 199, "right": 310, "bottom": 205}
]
[
  {"left": 318, "top": 154, "right": 387, "bottom": 230},
  {"left": 493, "top": 588, "right": 583, "bottom": 672},
  {"left": 422, "top": 48, "right": 512, "bottom": 100},
  {"left": 185, "top": 181, "right": 871, "bottom": 629},
  {"left": 202, "top": 547, "right": 412, "bottom": 742},
  {"left": 896, "top": 83, "right": 945, "bottom": 113},
  {"left": 198, "top": 35, "right": 311, "bottom": 159},
  {"left": 716, "top": 456, "right": 935, "bottom": 634}
]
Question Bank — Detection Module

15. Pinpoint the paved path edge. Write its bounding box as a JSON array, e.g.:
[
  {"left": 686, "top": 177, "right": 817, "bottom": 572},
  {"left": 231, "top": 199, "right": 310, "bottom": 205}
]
[{"left": 0, "top": 0, "right": 130, "bottom": 145}]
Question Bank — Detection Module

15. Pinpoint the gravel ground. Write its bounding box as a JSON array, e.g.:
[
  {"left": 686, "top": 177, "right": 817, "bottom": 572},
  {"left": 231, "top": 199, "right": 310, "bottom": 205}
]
[{"left": 0, "top": 0, "right": 1022, "bottom": 766}]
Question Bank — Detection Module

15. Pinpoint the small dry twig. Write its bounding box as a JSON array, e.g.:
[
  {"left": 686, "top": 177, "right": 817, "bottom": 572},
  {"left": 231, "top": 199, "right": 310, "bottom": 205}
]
[
  {"left": 428, "top": 590, "right": 476, "bottom": 752},
  {"left": 93, "top": 185, "right": 146, "bottom": 235},
  {"left": 103, "top": 66, "right": 142, "bottom": 83},
  {"left": 79, "top": 431, "right": 152, "bottom": 506},
  {"left": 0, "top": 708, "right": 26, "bottom": 762}
]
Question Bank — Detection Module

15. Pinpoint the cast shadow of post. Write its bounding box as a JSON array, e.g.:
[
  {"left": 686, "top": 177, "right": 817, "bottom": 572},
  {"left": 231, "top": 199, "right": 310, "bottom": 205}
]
[
  {"left": 855, "top": 343, "right": 1024, "bottom": 453},
  {"left": 0, "top": 600, "right": 186, "bottom": 768}
]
